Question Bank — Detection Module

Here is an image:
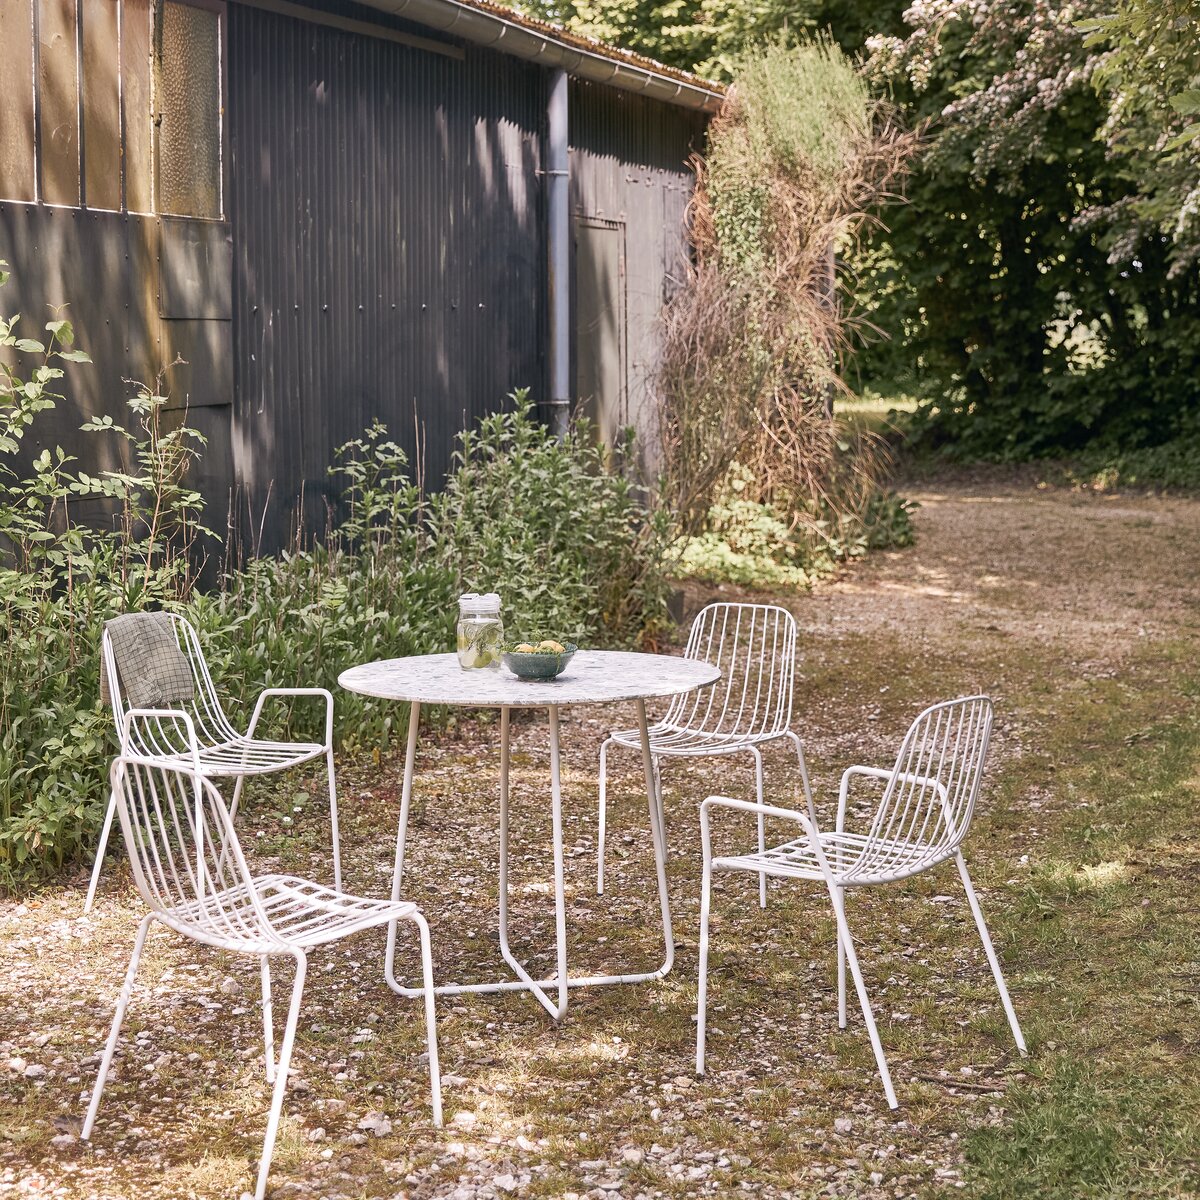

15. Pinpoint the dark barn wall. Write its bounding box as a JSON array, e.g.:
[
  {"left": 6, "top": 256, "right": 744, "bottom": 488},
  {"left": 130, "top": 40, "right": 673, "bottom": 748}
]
[
  {"left": 226, "top": 1, "right": 545, "bottom": 551},
  {"left": 1, "top": 0, "right": 704, "bottom": 557},
  {"left": 0, "top": 205, "right": 234, "bottom": 529},
  {"left": 568, "top": 81, "right": 705, "bottom": 467}
]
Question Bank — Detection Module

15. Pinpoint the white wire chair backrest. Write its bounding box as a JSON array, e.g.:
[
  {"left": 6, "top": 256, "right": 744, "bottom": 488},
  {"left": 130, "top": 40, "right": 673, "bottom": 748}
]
[
  {"left": 662, "top": 603, "right": 797, "bottom": 740},
  {"left": 103, "top": 613, "right": 240, "bottom": 757},
  {"left": 109, "top": 749, "right": 281, "bottom": 949},
  {"left": 849, "top": 695, "right": 994, "bottom": 881}
]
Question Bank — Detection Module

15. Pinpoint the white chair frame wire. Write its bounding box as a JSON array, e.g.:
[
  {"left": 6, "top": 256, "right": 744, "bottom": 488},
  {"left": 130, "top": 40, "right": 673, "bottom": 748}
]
[
  {"left": 86, "top": 612, "right": 341, "bottom": 911},
  {"left": 82, "top": 717, "right": 442, "bottom": 1200},
  {"left": 597, "top": 602, "right": 811, "bottom": 907},
  {"left": 695, "top": 696, "right": 1027, "bottom": 1107}
]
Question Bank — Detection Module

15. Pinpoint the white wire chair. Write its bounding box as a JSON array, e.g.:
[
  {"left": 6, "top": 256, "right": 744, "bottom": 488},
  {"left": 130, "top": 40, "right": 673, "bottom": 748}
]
[
  {"left": 695, "top": 695, "right": 1027, "bottom": 1108},
  {"left": 82, "top": 716, "right": 442, "bottom": 1200},
  {"left": 86, "top": 612, "right": 341, "bottom": 912},
  {"left": 597, "top": 602, "right": 811, "bottom": 906}
]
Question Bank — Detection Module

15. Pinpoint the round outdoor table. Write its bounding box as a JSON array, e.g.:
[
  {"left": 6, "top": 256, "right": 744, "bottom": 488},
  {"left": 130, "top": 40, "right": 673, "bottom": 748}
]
[{"left": 338, "top": 651, "right": 722, "bottom": 1019}]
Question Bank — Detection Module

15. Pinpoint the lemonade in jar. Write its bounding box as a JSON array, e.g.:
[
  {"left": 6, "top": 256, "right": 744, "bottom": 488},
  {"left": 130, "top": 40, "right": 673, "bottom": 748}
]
[{"left": 456, "top": 592, "right": 504, "bottom": 669}]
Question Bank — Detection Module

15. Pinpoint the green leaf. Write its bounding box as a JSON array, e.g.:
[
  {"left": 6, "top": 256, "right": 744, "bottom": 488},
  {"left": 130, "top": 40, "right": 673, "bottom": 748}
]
[{"left": 1169, "top": 89, "right": 1200, "bottom": 116}]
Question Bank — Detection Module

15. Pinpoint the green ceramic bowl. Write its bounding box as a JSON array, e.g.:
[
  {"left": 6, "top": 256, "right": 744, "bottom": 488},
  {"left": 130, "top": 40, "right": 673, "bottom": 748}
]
[{"left": 502, "top": 643, "right": 578, "bottom": 681}]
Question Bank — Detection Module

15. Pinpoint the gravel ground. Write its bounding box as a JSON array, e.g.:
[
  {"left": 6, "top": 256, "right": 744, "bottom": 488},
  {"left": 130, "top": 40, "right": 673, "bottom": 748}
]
[{"left": 3, "top": 471, "right": 1198, "bottom": 1200}]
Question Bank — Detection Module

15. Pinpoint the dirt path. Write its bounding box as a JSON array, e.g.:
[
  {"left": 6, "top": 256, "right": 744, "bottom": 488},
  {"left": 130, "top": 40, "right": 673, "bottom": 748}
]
[{"left": 3, "top": 474, "right": 1199, "bottom": 1200}]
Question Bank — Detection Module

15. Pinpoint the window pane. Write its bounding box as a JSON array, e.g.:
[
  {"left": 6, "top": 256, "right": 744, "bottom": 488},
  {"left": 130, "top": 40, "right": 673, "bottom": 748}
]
[
  {"left": 157, "top": 0, "right": 220, "bottom": 218},
  {"left": 122, "top": 0, "right": 152, "bottom": 213},
  {"left": 38, "top": 0, "right": 80, "bottom": 206},
  {"left": 82, "top": 0, "right": 120, "bottom": 210},
  {"left": 0, "top": 0, "right": 36, "bottom": 201}
]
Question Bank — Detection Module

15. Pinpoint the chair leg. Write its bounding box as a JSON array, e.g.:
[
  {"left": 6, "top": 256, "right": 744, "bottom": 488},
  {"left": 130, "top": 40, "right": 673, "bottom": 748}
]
[
  {"left": 83, "top": 790, "right": 120, "bottom": 914},
  {"left": 412, "top": 912, "right": 444, "bottom": 1126},
  {"left": 956, "top": 852, "right": 1028, "bottom": 1055},
  {"left": 253, "top": 951, "right": 307, "bottom": 1200},
  {"left": 750, "top": 747, "right": 766, "bottom": 909},
  {"left": 229, "top": 775, "right": 247, "bottom": 827},
  {"left": 786, "top": 731, "right": 817, "bottom": 825},
  {"left": 653, "top": 756, "right": 664, "bottom": 832},
  {"left": 836, "top": 888, "right": 847, "bottom": 1029},
  {"left": 261, "top": 957, "right": 275, "bottom": 1084},
  {"left": 81, "top": 914, "right": 153, "bottom": 1139},
  {"left": 695, "top": 858, "right": 713, "bottom": 1075},
  {"left": 597, "top": 738, "right": 610, "bottom": 895},
  {"left": 326, "top": 747, "right": 342, "bottom": 893},
  {"left": 826, "top": 884, "right": 897, "bottom": 1108}
]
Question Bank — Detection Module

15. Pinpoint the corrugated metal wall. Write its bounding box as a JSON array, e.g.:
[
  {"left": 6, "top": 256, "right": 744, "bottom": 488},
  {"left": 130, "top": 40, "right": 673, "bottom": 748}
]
[
  {"left": 226, "top": 1, "right": 545, "bottom": 549},
  {"left": 1, "top": 0, "right": 704, "bottom": 556},
  {"left": 568, "top": 80, "right": 706, "bottom": 466}
]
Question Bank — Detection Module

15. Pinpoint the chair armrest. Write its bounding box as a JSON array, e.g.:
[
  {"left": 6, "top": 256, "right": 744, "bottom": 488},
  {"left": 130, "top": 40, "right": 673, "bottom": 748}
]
[
  {"left": 245, "top": 687, "right": 334, "bottom": 746},
  {"left": 120, "top": 707, "right": 201, "bottom": 773},
  {"left": 700, "top": 793, "right": 817, "bottom": 865},
  {"left": 837, "top": 765, "right": 948, "bottom": 832}
]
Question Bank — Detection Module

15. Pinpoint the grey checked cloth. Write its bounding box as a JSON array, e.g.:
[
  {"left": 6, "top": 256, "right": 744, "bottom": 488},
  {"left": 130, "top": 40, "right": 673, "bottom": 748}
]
[{"left": 100, "top": 612, "right": 196, "bottom": 709}]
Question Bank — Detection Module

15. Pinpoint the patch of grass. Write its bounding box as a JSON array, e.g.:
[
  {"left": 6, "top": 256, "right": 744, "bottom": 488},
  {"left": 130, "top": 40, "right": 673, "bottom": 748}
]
[{"left": 963, "top": 658, "right": 1200, "bottom": 1198}]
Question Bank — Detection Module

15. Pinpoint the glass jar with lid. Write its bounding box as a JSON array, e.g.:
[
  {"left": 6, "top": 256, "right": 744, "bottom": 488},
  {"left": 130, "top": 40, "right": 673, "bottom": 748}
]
[{"left": 456, "top": 592, "right": 504, "bottom": 670}]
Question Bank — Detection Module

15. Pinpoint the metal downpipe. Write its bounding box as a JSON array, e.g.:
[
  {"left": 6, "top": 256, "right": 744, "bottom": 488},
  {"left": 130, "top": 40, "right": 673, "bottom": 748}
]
[{"left": 546, "top": 67, "right": 570, "bottom": 439}]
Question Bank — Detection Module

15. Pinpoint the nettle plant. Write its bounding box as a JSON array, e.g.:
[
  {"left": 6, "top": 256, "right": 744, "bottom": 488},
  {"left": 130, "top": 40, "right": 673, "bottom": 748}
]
[{"left": 0, "top": 263, "right": 215, "bottom": 884}]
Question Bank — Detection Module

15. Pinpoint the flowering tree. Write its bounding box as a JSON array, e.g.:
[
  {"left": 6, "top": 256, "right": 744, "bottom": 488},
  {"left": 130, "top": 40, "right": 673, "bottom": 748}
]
[{"left": 859, "top": 0, "right": 1200, "bottom": 456}]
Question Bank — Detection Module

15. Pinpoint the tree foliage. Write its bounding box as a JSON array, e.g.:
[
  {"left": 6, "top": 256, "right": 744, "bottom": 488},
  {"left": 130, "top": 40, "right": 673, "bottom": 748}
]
[
  {"left": 858, "top": 1, "right": 1200, "bottom": 457},
  {"left": 520, "top": 0, "right": 1200, "bottom": 460},
  {"left": 516, "top": 0, "right": 906, "bottom": 79}
]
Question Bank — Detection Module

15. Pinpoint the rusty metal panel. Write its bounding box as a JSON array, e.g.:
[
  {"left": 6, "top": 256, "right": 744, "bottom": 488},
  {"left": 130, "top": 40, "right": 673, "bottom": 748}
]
[
  {"left": 156, "top": 0, "right": 223, "bottom": 218},
  {"left": 122, "top": 0, "right": 153, "bottom": 212},
  {"left": 0, "top": 203, "right": 230, "bottom": 482},
  {"left": 0, "top": 0, "right": 37, "bottom": 202},
  {"left": 37, "top": 0, "right": 80, "bottom": 206},
  {"left": 160, "top": 315, "right": 234, "bottom": 409},
  {"left": 82, "top": 0, "right": 120, "bottom": 210},
  {"left": 158, "top": 216, "right": 232, "bottom": 319},
  {"left": 225, "top": 1, "right": 544, "bottom": 551}
]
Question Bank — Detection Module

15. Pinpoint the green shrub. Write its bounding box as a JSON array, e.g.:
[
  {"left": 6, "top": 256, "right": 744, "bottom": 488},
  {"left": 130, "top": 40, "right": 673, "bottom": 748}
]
[
  {"left": 1, "top": 270, "right": 669, "bottom": 889},
  {"left": 672, "top": 462, "right": 916, "bottom": 591},
  {"left": 430, "top": 390, "right": 671, "bottom": 647}
]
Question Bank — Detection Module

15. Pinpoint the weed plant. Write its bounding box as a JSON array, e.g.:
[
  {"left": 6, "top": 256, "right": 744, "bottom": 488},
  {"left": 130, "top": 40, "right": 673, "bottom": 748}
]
[{"left": 1, "top": 261, "right": 669, "bottom": 888}]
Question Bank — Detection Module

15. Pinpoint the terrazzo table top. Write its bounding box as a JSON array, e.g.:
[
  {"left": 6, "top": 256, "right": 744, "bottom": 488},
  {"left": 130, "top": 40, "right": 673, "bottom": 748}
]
[{"left": 338, "top": 651, "right": 721, "bottom": 707}]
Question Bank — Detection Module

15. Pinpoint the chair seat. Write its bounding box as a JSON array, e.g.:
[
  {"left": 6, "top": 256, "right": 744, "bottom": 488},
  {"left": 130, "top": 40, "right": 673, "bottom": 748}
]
[
  {"left": 147, "top": 737, "right": 325, "bottom": 777},
  {"left": 608, "top": 724, "right": 786, "bottom": 756},
  {"left": 714, "top": 830, "right": 953, "bottom": 887},
  {"left": 164, "top": 874, "right": 417, "bottom": 951}
]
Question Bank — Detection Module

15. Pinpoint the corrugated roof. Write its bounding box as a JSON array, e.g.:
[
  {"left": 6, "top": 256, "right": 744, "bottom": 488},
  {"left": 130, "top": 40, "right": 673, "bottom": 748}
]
[{"left": 362, "top": 0, "right": 727, "bottom": 111}]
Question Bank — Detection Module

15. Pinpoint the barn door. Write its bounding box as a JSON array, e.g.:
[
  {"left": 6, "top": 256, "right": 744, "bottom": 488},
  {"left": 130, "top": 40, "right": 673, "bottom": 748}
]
[{"left": 574, "top": 217, "right": 627, "bottom": 443}]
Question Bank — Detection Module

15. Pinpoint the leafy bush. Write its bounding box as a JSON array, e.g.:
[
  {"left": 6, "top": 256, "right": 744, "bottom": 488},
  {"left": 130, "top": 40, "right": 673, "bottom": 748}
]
[
  {"left": 673, "top": 461, "right": 915, "bottom": 590},
  {"left": 0, "top": 269, "right": 670, "bottom": 889},
  {"left": 859, "top": 1, "right": 1200, "bottom": 462},
  {"left": 1068, "top": 426, "right": 1200, "bottom": 492},
  {"left": 430, "top": 390, "right": 671, "bottom": 647}
]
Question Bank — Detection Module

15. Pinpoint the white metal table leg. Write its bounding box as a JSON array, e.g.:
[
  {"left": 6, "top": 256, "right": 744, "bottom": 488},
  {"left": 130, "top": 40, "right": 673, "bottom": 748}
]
[
  {"left": 384, "top": 696, "right": 677, "bottom": 1006},
  {"left": 384, "top": 700, "right": 421, "bottom": 992},
  {"left": 497, "top": 705, "right": 571, "bottom": 1019},
  {"left": 637, "top": 698, "right": 675, "bottom": 981}
]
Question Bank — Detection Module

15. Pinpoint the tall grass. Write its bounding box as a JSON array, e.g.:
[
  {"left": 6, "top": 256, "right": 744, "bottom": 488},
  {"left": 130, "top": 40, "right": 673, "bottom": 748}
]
[{"left": 656, "top": 37, "right": 917, "bottom": 568}]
